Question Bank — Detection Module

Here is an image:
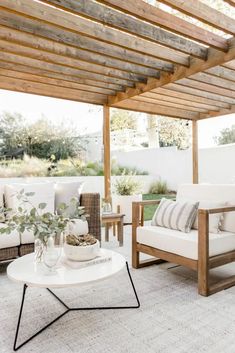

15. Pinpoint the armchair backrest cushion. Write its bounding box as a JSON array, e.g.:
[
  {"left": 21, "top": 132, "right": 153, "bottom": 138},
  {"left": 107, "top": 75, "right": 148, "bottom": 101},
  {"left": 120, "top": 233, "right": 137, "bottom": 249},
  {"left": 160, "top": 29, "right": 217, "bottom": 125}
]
[
  {"left": 177, "top": 184, "right": 235, "bottom": 233},
  {"left": 55, "top": 181, "right": 84, "bottom": 217}
]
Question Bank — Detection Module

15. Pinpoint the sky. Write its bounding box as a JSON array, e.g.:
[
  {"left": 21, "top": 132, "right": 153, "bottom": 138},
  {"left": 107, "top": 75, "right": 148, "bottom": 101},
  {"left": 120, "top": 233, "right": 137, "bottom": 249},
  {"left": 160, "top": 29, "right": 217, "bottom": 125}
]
[{"left": 0, "top": 89, "right": 235, "bottom": 149}]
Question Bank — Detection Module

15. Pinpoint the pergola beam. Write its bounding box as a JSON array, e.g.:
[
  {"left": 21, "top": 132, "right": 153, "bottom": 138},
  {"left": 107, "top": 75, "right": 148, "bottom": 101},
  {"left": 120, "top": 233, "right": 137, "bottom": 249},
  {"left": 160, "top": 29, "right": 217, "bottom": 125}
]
[
  {"left": 98, "top": 0, "right": 228, "bottom": 51},
  {"left": 42, "top": 0, "right": 208, "bottom": 59},
  {"left": 0, "top": 39, "right": 149, "bottom": 84},
  {"left": 0, "top": 0, "right": 189, "bottom": 66},
  {"left": 0, "top": 10, "right": 174, "bottom": 73},
  {"left": 114, "top": 99, "right": 199, "bottom": 120},
  {"left": 159, "top": 0, "right": 235, "bottom": 34},
  {"left": 0, "top": 75, "right": 106, "bottom": 104},
  {"left": 108, "top": 40, "right": 235, "bottom": 105},
  {"left": 0, "top": 25, "right": 161, "bottom": 78}
]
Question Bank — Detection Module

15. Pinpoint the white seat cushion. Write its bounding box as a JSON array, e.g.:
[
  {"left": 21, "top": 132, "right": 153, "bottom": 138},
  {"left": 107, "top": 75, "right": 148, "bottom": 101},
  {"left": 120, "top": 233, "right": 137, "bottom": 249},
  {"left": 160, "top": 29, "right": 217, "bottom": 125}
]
[
  {"left": 137, "top": 226, "right": 235, "bottom": 260},
  {"left": 0, "top": 224, "right": 20, "bottom": 249}
]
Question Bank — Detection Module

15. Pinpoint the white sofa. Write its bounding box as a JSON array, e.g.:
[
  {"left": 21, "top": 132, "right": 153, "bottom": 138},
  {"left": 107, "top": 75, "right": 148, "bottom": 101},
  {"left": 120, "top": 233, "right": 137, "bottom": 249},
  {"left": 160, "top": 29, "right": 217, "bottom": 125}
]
[
  {"left": 0, "top": 181, "right": 101, "bottom": 261},
  {"left": 132, "top": 184, "right": 235, "bottom": 296}
]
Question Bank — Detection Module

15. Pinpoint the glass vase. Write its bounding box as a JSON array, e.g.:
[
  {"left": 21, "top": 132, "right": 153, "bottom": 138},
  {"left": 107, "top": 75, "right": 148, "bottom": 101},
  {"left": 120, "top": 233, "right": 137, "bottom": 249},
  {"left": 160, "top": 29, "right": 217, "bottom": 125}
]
[{"left": 34, "top": 238, "right": 45, "bottom": 263}]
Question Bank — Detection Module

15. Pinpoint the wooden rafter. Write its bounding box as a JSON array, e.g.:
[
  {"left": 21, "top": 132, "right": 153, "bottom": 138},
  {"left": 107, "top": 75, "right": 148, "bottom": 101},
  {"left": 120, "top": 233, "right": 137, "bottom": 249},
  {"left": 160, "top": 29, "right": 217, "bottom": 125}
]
[
  {"left": 224, "top": 0, "right": 235, "bottom": 6},
  {"left": 0, "top": 75, "right": 107, "bottom": 104},
  {"left": 0, "top": 0, "right": 189, "bottom": 66},
  {"left": 159, "top": 0, "right": 235, "bottom": 34},
  {"left": 42, "top": 0, "right": 208, "bottom": 59},
  {"left": 113, "top": 99, "right": 199, "bottom": 120},
  {"left": 97, "top": 0, "right": 228, "bottom": 51},
  {"left": 0, "top": 12, "right": 174, "bottom": 73},
  {"left": 108, "top": 40, "right": 235, "bottom": 105}
]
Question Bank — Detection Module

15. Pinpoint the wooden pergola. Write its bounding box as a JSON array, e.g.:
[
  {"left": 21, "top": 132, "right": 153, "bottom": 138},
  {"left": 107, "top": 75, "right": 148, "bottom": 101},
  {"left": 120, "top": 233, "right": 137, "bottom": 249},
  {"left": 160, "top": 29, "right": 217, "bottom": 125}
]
[{"left": 1, "top": 0, "right": 235, "bottom": 199}]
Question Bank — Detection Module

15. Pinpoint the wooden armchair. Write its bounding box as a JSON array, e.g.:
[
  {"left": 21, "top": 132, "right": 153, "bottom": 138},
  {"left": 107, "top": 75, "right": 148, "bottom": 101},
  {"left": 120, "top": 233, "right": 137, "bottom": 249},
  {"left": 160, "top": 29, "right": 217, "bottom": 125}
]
[{"left": 132, "top": 197, "right": 235, "bottom": 296}]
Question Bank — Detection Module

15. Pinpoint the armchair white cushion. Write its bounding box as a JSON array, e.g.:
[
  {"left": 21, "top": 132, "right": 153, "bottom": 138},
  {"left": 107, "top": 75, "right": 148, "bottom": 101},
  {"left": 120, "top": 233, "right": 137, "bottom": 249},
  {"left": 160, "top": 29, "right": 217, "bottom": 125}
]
[{"left": 0, "top": 224, "right": 20, "bottom": 249}]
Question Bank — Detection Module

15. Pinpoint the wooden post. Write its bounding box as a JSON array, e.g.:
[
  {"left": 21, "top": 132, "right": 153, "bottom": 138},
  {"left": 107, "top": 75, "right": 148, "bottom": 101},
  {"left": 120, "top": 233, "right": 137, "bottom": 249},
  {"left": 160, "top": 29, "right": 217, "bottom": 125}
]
[
  {"left": 192, "top": 120, "right": 199, "bottom": 184},
  {"left": 103, "top": 105, "right": 111, "bottom": 202}
]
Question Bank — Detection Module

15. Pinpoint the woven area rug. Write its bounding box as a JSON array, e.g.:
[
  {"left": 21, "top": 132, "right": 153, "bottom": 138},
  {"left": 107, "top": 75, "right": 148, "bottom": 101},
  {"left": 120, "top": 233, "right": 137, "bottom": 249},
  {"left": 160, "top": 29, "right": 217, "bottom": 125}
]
[{"left": 1, "top": 226, "right": 235, "bottom": 353}]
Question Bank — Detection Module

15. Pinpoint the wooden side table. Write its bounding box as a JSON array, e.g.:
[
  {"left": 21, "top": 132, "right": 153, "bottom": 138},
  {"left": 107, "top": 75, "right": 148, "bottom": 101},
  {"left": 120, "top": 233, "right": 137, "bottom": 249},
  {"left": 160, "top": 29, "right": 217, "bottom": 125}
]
[{"left": 102, "top": 213, "right": 125, "bottom": 246}]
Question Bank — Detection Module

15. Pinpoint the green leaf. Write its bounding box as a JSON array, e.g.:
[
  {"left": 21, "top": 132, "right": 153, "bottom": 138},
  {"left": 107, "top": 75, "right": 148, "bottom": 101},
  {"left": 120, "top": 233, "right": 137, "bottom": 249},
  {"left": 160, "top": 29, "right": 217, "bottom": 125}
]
[
  {"left": 39, "top": 203, "right": 47, "bottom": 210},
  {"left": 25, "top": 192, "right": 35, "bottom": 197}
]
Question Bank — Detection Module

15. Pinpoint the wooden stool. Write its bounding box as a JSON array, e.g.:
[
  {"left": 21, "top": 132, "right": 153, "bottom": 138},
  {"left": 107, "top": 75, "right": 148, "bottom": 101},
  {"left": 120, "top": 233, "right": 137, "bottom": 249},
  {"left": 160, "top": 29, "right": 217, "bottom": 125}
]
[{"left": 102, "top": 213, "right": 125, "bottom": 246}]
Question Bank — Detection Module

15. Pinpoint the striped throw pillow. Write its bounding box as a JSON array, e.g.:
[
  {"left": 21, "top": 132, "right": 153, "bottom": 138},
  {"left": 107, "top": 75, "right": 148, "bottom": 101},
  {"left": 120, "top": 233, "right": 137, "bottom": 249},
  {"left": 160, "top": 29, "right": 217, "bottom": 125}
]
[{"left": 151, "top": 198, "right": 199, "bottom": 233}]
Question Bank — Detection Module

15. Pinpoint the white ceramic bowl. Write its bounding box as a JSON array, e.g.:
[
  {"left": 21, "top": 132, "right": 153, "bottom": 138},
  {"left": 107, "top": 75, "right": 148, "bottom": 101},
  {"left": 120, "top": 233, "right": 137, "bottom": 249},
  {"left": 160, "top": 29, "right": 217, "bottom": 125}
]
[{"left": 64, "top": 240, "right": 100, "bottom": 261}]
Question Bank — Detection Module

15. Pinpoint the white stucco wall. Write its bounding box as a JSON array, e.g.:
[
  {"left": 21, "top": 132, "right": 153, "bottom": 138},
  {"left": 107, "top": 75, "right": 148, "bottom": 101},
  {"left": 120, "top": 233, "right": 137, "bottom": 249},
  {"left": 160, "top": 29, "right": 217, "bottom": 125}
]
[{"left": 112, "top": 143, "right": 235, "bottom": 190}]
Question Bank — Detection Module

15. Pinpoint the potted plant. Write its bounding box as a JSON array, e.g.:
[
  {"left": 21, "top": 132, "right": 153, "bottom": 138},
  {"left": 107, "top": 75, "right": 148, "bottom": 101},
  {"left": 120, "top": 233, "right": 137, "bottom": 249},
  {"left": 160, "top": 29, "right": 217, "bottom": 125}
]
[
  {"left": 112, "top": 172, "right": 142, "bottom": 223},
  {"left": 64, "top": 233, "right": 99, "bottom": 261}
]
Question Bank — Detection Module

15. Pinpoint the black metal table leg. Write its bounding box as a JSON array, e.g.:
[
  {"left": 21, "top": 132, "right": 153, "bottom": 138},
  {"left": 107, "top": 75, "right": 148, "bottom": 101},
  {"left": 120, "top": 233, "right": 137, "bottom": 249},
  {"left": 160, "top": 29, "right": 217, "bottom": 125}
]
[{"left": 13, "top": 261, "right": 139, "bottom": 351}]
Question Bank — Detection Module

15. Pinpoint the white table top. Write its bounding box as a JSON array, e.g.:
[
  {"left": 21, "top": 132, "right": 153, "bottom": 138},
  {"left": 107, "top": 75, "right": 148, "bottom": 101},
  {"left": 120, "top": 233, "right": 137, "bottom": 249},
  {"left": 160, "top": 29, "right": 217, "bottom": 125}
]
[{"left": 7, "top": 249, "right": 126, "bottom": 288}]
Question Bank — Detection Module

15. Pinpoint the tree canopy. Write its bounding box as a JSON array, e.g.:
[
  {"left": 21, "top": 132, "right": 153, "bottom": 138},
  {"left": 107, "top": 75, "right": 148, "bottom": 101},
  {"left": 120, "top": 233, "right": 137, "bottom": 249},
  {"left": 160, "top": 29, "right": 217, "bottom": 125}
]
[
  {"left": 110, "top": 109, "right": 137, "bottom": 131},
  {"left": 214, "top": 125, "right": 235, "bottom": 145},
  {"left": 0, "top": 111, "right": 83, "bottom": 160},
  {"left": 157, "top": 117, "right": 190, "bottom": 150}
]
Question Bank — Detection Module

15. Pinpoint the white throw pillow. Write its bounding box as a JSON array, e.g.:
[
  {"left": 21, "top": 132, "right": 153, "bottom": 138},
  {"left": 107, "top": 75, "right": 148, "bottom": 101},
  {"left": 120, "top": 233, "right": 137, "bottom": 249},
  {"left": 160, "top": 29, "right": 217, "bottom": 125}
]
[
  {"left": 4, "top": 182, "right": 55, "bottom": 215},
  {"left": 151, "top": 198, "right": 199, "bottom": 233},
  {"left": 55, "top": 181, "right": 84, "bottom": 217},
  {"left": 193, "top": 200, "right": 225, "bottom": 234}
]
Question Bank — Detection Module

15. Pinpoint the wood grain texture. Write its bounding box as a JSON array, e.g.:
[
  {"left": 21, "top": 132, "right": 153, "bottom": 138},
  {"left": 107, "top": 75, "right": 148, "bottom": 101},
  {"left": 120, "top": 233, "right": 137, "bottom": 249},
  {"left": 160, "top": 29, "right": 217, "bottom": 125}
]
[
  {"left": 198, "top": 210, "right": 209, "bottom": 296},
  {"left": 159, "top": 0, "right": 235, "bottom": 34},
  {"left": 0, "top": 0, "right": 189, "bottom": 66},
  {"left": 42, "top": 0, "right": 208, "bottom": 59},
  {"left": 98, "top": 0, "right": 228, "bottom": 51},
  {"left": 0, "top": 11, "right": 174, "bottom": 72},
  {"left": 192, "top": 120, "right": 199, "bottom": 184},
  {"left": 103, "top": 105, "right": 111, "bottom": 202}
]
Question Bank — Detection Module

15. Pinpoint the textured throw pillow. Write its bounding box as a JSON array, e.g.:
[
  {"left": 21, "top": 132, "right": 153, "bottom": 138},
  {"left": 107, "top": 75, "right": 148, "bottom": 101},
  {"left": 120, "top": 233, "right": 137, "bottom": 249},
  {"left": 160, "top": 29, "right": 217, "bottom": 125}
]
[
  {"left": 55, "top": 181, "right": 84, "bottom": 217},
  {"left": 4, "top": 182, "right": 55, "bottom": 215},
  {"left": 151, "top": 198, "right": 199, "bottom": 233},
  {"left": 193, "top": 200, "right": 225, "bottom": 234}
]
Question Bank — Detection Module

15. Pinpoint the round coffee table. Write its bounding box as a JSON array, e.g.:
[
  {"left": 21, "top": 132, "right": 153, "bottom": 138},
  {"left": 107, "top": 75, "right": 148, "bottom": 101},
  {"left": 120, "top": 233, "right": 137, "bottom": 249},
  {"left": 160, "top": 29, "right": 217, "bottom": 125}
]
[{"left": 7, "top": 248, "right": 140, "bottom": 351}]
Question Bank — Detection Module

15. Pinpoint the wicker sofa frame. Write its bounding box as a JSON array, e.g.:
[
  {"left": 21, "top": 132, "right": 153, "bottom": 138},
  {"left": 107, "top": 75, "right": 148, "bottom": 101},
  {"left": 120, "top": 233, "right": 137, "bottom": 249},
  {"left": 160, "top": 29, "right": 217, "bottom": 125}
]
[{"left": 0, "top": 193, "right": 101, "bottom": 262}]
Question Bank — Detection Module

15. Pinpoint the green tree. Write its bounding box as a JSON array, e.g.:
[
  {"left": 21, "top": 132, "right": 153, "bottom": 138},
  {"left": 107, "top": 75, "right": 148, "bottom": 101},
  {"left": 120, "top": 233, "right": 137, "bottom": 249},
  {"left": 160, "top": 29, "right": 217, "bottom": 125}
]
[
  {"left": 157, "top": 117, "right": 190, "bottom": 150},
  {"left": 214, "top": 125, "right": 235, "bottom": 145},
  {"left": 0, "top": 112, "right": 83, "bottom": 160},
  {"left": 110, "top": 109, "right": 137, "bottom": 131}
]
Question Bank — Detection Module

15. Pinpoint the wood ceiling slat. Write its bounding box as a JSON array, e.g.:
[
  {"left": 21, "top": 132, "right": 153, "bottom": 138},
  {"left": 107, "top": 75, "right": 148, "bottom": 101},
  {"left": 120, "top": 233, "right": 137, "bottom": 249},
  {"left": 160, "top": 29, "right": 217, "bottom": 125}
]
[
  {"left": 98, "top": 0, "right": 228, "bottom": 51},
  {"left": 177, "top": 78, "right": 235, "bottom": 99},
  {"left": 0, "top": 68, "right": 113, "bottom": 96},
  {"left": 142, "top": 91, "right": 221, "bottom": 111},
  {"left": 0, "top": 25, "right": 161, "bottom": 78},
  {"left": 167, "top": 82, "right": 235, "bottom": 105},
  {"left": 151, "top": 87, "right": 230, "bottom": 109},
  {"left": 114, "top": 99, "right": 199, "bottom": 119},
  {"left": 159, "top": 0, "right": 235, "bottom": 34},
  {"left": 42, "top": 0, "right": 207, "bottom": 59},
  {"left": 0, "top": 60, "right": 120, "bottom": 92},
  {"left": 0, "top": 52, "right": 133, "bottom": 87},
  {"left": 0, "top": 10, "right": 174, "bottom": 73},
  {"left": 0, "top": 0, "right": 189, "bottom": 66},
  {"left": 0, "top": 76, "right": 107, "bottom": 104},
  {"left": 0, "top": 40, "right": 149, "bottom": 83},
  {"left": 224, "top": 0, "right": 235, "bottom": 6},
  {"left": 206, "top": 66, "right": 235, "bottom": 82},
  {"left": 134, "top": 95, "right": 209, "bottom": 113},
  {"left": 190, "top": 72, "right": 235, "bottom": 91}
]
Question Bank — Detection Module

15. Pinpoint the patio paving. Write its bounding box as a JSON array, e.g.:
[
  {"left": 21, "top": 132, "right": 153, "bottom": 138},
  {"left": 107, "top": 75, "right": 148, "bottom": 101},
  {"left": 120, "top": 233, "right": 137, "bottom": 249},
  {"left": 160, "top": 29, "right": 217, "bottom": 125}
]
[{"left": 1, "top": 226, "right": 235, "bottom": 353}]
